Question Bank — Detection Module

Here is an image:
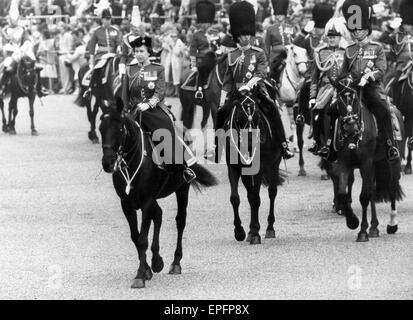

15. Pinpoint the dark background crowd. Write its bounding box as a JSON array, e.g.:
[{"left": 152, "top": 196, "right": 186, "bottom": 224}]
[{"left": 0, "top": 0, "right": 405, "bottom": 96}]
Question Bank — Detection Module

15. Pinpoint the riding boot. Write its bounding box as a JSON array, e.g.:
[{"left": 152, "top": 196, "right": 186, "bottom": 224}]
[
  {"left": 194, "top": 73, "right": 203, "bottom": 100},
  {"left": 179, "top": 136, "right": 198, "bottom": 183},
  {"left": 36, "top": 69, "right": 48, "bottom": 97},
  {"left": 317, "top": 114, "right": 337, "bottom": 161},
  {"left": 0, "top": 71, "right": 11, "bottom": 97},
  {"left": 270, "top": 104, "right": 294, "bottom": 159},
  {"left": 83, "top": 69, "right": 95, "bottom": 100}
]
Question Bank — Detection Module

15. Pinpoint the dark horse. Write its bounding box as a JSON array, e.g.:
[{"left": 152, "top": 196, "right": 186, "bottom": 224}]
[
  {"left": 386, "top": 65, "right": 413, "bottom": 174},
  {"left": 179, "top": 52, "right": 228, "bottom": 130},
  {"left": 223, "top": 86, "right": 285, "bottom": 245},
  {"left": 0, "top": 56, "right": 39, "bottom": 135},
  {"left": 330, "top": 77, "right": 404, "bottom": 242},
  {"left": 75, "top": 55, "right": 121, "bottom": 143},
  {"left": 99, "top": 98, "right": 218, "bottom": 288}
]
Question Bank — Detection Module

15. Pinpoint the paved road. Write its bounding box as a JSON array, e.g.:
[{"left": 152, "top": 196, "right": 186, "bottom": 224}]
[{"left": 0, "top": 95, "right": 412, "bottom": 299}]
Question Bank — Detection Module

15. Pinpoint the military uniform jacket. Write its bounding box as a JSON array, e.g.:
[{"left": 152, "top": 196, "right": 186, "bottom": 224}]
[
  {"left": 264, "top": 22, "right": 293, "bottom": 62},
  {"left": 310, "top": 45, "right": 345, "bottom": 99},
  {"left": 87, "top": 26, "right": 122, "bottom": 61},
  {"left": 222, "top": 46, "right": 267, "bottom": 93},
  {"left": 339, "top": 40, "right": 387, "bottom": 91},
  {"left": 381, "top": 31, "right": 413, "bottom": 71},
  {"left": 125, "top": 60, "right": 166, "bottom": 109},
  {"left": 293, "top": 32, "right": 324, "bottom": 80}
]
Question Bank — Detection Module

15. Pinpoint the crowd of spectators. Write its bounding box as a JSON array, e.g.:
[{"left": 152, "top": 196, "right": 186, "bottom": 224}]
[{"left": 0, "top": 0, "right": 404, "bottom": 96}]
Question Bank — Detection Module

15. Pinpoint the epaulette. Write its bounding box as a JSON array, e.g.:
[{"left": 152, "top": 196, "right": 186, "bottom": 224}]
[
  {"left": 229, "top": 47, "right": 238, "bottom": 53},
  {"left": 110, "top": 25, "right": 120, "bottom": 31},
  {"left": 369, "top": 40, "right": 383, "bottom": 47},
  {"left": 151, "top": 62, "right": 161, "bottom": 66},
  {"left": 128, "top": 58, "right": 139, "bottom": 65},
  {"left": 251, "top": 46, "right": 264, "bottom": 52},
  {"left": 315, "top": 43, "right": 328, "bottom": 52},
  {"left": 345, "top": 42, "right": 359, "bottom": 59},
  {"left": 91, "top": 26, "right": 100, "bottom": 32}
]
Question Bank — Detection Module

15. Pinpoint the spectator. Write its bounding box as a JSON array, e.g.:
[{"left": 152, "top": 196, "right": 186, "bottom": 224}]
[
  {"left": 37, "top": 29, "right": 58, "bottom": 94},
  {"left": 66, "top": 28, "right": 87, "bottom": 95},
  {"left": 57, "top": 21, "right": 74, "bottom": 94}
]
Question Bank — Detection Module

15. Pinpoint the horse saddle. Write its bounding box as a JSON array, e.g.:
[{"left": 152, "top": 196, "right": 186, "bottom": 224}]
[
  {"left": 180, "top": 70, "right": 214, "bottom": 92},
  {"left": 81, "top": 55, "right": 116, "bottom": 87}
]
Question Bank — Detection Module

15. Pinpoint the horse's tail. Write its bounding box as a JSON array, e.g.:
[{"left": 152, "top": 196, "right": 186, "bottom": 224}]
[
  {"left": 261, "top": 163, "right": 286, "bottom": 187},
  {"left": 178, "top": 87, "right": 196, "bottom": 129},
  {"left": 374, "top": 157, "right": 404, "bottom": 203},
  {"left": 190, "top": 163, "right": 219, "bottom": 191},
  {"left": 74, "top": 64, "right": 88, "bottom": 107}
]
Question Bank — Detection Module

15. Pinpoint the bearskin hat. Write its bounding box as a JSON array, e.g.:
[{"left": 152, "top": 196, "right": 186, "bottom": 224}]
[
  {"left": 130, "top": 36, "right": 152, "bottom": 51},
  {"left": 342, "top": 0, "right": 372, "bottom": 31},
  {"left": 271, "top": 0, "right": 289, "bottom": 16},
  {"left": 196, "top": 0, "right": 216, "bottom": 24},
  {"left": 399, "top": 0, "right": 413, "bottom": 26},
  {"left": 229, "top": 1, "right": 256, "bottom": 42},
  {"left": 313, "top": 2, "right": 334, "bottom": 29}
]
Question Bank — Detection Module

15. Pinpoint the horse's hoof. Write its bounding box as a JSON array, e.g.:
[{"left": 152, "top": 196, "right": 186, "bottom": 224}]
[
  {"left": 320, "top": 174, "right": 330, "bottom": 181},
  {"left": 346, "top": 214, "right": 360, "bottom": 230},
  {"left": 31, "top": 129, "right": 38, "bottom": 136},
  {"left": 169, "top": 264, "right": 182, "bottom": 275},
  {"left": 265, "top": 229, "right": 275, "bottom": 238},
  {"left": 151, "top": 256, "right": 164, "bottom": 273},
  {"left": 92, "top": 138, "right": 99, "bottom": 144},
  {"left": 88, "top": 131, "right": 99, "bottom": 143},
  {"left": 145, "top": 267, "right": 153, "bottom": 280},
  {"left": 246, "top": 232, "right": 252, "bottom": 243},
  {"left": 298, "top": 168, "right": 307, "bottom": 176},
  {"left": 356, "top": 232, "right": 369, "bottom": 242},
  {"left": 8, "top": 128, "right": 16, "bottom": 135},
  {"left": 234, "top": 227, "right": 246, "bottom": 242},
  {"left": 337, "top": 210, "right": 344, "bottom": 216},
  {"left": 2, "top": 125, "right": 8, "bottom": 133},
  {"left": 369, "top": 227, "right": 380, "bottom": 238},
  {"left": 404, "top": 166, "right": 412, "bottom": 175},
  {"left": 250, "top": 235, "right": 261, "bottom": 245},
  {"left": 387, "top": 224, "right": 398, "bottom": 234},
  {"left": 131, "top": 278, "right": 145, "bottom": 289}
]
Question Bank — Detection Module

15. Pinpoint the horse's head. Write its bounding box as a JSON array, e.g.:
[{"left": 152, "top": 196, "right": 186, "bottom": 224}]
[
  {"left": 332, "top": 75, "right": 363, "bottom": 147},
  {"left": 286, "top": 44, "right": 308, "bottom": 76},
  {"left": 18, "top": 55, "right": 37, "bottom": 90},
  {"left": 99, "top": 98, "right": 127, "bottom": 173}
]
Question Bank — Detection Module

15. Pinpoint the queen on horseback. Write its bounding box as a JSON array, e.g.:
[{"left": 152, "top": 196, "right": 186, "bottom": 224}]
[{"left": 124, "top": 35, "right": 198, "bottom": 183}]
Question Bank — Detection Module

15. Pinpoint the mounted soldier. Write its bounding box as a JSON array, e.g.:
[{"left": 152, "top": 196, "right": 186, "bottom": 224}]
[
  {"left": 0, "top": 0, "right": 48, "bottom": 98},
  {"left": 335, "top": 0, "right": 400, "bottom": 161},
  {"left": 264, "top": 0, "right": 294, "bottom": 84},
  {"left": 216, "top": 0, "right": 294, "bottom": 160},
  {"left": 125, "top": 36, "right": 198, "bottom": 183},
  {"left": 308, "top": 17, "right": 346, "bottom": 157},
  {"left": 189, "top": 0, "right": 217, "bottom": 100},
  {"left": 380, "top": 0, "right": 413, "bottom": 148},
  {"left": 294, "top": 2, "right": 334, "bottom": 126},
  {"left": 83, "top": 0, "right": 122, "bottom": 100}
]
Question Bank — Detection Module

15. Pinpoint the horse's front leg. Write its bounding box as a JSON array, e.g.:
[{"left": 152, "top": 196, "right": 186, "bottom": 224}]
[
  {"left": 169, "top": 183, "right": 190, "bottom": 275},
  {"left": 29, "top": 94, "right": 38, "bottom": 136},
  {"left": 296, "top": 121, "right": 306, "bottom": 176},
  {"left": 387, "top": 199, "right": 398, "bottom": 234},
  {"left": 87, "top": 97, "right": 99, "bottom": 144},
  {"left": 0, "top": 98, "right": 7, "bottom": 132},
  {"left": 8, "top": 96, "right": 18, "bottom": 135},
  {"left": 404, "top": 116, "right": 413, "bottom": 174},
  {"left": 357, "top": 160, "right": 374, "bottom": 242},
  {"left": 336, "top": 163, "right": 359, "bottom": 230},
  {"left": 241, "top": 174, "right": 262, "bottom": 245},
  {"left": 264, "top": 163, "right": 279, "bottom": 238},
  {"left": 228, "top": 165, "right": 245, "bottom": 242},
  {"left": 131, "top": 200, "right": 154, "bottom": 289},
  {"left": 150, "top": 201, "right": 164, "bottom": 274}
]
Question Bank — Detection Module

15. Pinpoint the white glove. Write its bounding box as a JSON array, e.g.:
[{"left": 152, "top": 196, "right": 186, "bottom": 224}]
[
  {"left": 191, "top": 67, "right": 198, "bottom": 72},
  {"left": 219, "top": 91, "right": 228, "bottom": 108},
  {"left": 304, "top": 21, "right": 315, "bottom": 33},
  {"left": 119, "top": 63, "right": 126, "bottom": 75},
  {"left": 137, "top": 103, "right": 151, "bottom": 112},
  {"left": 358, "top": 77, "right": 368, "bottom": 87},
  {"left": 309, "top": 98, "right": 316, "bottom": 108},
  {"left": 390, "top": 17, "right": 402, "bottom": 30}
]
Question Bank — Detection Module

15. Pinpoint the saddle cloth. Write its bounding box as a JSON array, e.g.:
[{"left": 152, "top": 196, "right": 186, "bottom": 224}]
[
  {"left": 399, "top": 60, "right": 413, "bottom": 82},
  {"left": 180, "top": 70, "right": 214, "bottom": 92},
  {"left": 81, "top": 54, "right": 116, "bottom": 87}
]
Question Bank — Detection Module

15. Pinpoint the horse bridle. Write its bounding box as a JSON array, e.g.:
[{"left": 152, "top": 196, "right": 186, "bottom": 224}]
[
  {"left": 17, "top": 59, "right": 37, "bottom": 95},
  {"left": 102, "top": 113, "right": 145, "bottom": 195}
]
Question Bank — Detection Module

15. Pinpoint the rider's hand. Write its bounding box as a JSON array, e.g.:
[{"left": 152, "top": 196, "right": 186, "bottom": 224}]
[
  {"left": 303, "top": 21, "right": 315, "bottom": 34},
  {"left": 309, "top": 98, "right": 316, "bottom": 109},
  {"left": 191, "top": 67, "right": 198, "bottom": 72},
  {"left": 358, "top": 77, "right": 368, "bottom": 87},
  {"left": 137, "top": 103, "right": 151, "bottom": 112},
  {"left": 119, "top": 63, "right": 126, "bottom": 75}
]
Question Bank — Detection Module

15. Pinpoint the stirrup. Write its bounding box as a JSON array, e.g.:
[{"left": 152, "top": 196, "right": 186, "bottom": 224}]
[
  {"left": 281, "top": 142, "right": 294, "bottom": 160},
  {"left": 387, "top": 146, "right": 400, "bottom": 161},
  {"left": 83, "top": 88, "right": 91, "bottom": 99},
  {"left": 183, "top": 167, "right": 197, "bottom": 183},
  {"left": 296, "top": 114, "right": 305, "bottom": 125},
  {"left": 308, "top": 143, "right": 318, "bottom": 154},
  {"left": 195, "top": 87, "right": 204, "bottom": 100},
  {"left": 318, "top": 146, "right": 331, "bottom": 160}
]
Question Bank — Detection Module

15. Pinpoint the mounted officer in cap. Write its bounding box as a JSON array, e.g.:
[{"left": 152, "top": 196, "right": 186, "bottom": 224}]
[
  {"left": 125, "top": 36, "right": 198, "bottom": 183},
  {"left": 217, "top": 1, "right": 294, "bottom": 160},
  {"left": 264, "top": 0, "right": 294, "bottom": 84},
  {"left": 0, "top": 0, "right": 48, "bottom": 98},
  {"left": 337, "top": 0, "right": 399, "bottom": 161},
  {"left": 83, "top": 0, "right": 122, "bottom": 99},
  {"left": 294, "top": 1, "right": 334, "bottom": 126},
  {"left": 308, "top": 17, "right": 347, "bottom": 158},
  {"left": 380, "top": 0, "right": 413, "bottom": 149},
  {"left": 189, "top": 0, "right": 217, "bottom": 100}
]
